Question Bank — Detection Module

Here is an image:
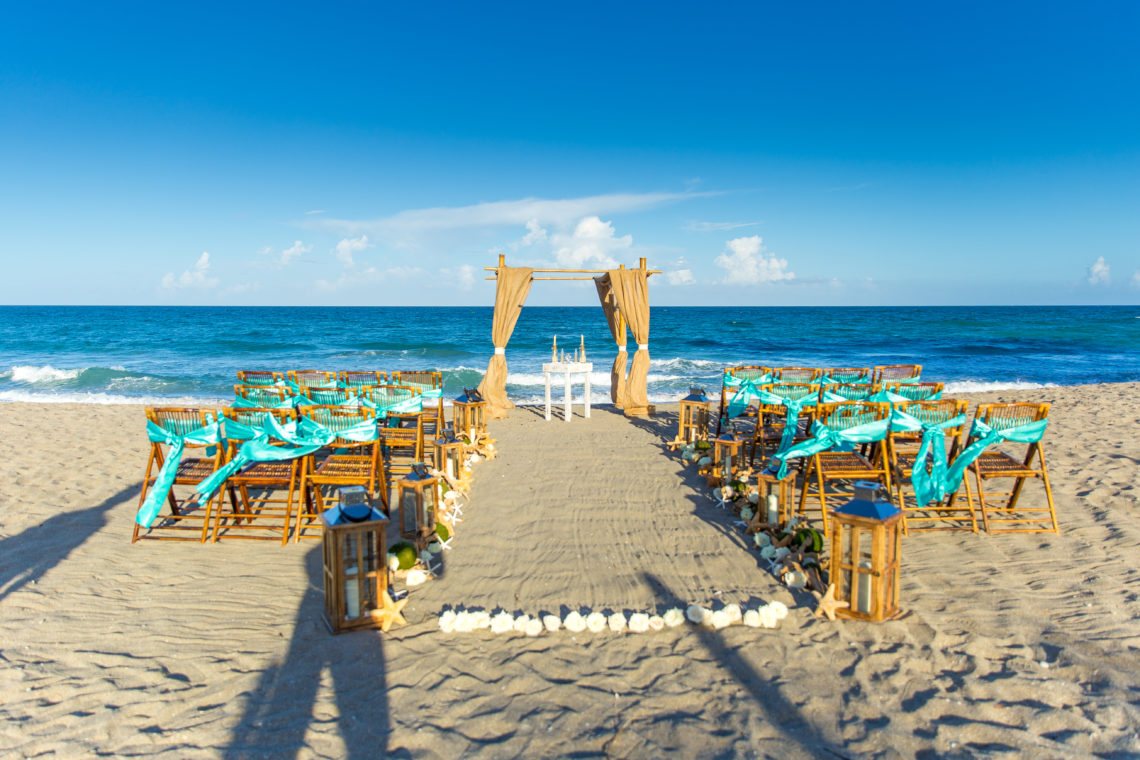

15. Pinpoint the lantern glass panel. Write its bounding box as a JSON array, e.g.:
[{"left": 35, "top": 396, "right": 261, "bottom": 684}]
[{"left": 400, "top": 490, "right": 419, "bottom": 535}]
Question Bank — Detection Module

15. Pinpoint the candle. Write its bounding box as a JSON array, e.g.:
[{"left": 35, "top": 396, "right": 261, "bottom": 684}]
[
  {"left": 552, "top": 335, "right": 557, "bottom": 362},
  {"left": 766, "top": 493, "right": 779, "bottom": 525},
  {"left": 856, "top": 560, "right": 873, "bottom": 614}
]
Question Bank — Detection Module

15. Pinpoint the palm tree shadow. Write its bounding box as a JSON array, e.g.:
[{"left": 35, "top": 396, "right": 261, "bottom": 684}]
[
  {"left": 223, "top": 546, "right": 408, "bottom": 760},
  {"left": 0, "top": 481, "right": 138, "bottom": 603}
]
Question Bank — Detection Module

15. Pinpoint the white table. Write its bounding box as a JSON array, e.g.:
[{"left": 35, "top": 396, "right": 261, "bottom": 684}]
[{"left": 542, "top": 361, "right": 593, "bottom": 421}]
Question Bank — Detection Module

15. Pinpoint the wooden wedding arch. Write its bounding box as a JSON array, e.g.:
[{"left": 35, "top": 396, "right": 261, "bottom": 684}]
[{"left": 476, "top": 254, "right": 660, "bottom": 420}]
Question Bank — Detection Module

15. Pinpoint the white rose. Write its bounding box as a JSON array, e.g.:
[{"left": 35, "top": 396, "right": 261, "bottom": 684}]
[
  {"left": 628, "top": 613, "right": 650, "bottom": 633},
  {"left": 784, "top": 571, "right": 807, "bottom": 589},
  {"left": 740, "top": 507, "right": 755, "bottom": 521},
  {"left": 490, "top": 611, "right": 515, "bottom": 634},
  {"left": 564, "top": 611, "right": 587, "bottom": 633},
  {"left": 758, "top": 605, "right": 779, "bottom": 629},
  {"left": 723, "top": 604, "right": 742, "bottom": 624},
  {"left": 748, "top": 490, "right": 760, "bottom": 504},
  {"left": 387, "top": 554, "right": 400, "bottom": 572},
  {"left": 760, "top": 545, "right": 777, "bottom": 560},
  {"left": 438, "top": 610, "right": 457, "bottom": 633},
  {"left": 663, "top": 608, "right": 685, "bottom": 627},
  {"left": 543, "top": 614, "right": 561, "bottom": 632},
  {"left": 698, "top": 456, "right": 712, "bottom": 466},
  {"left": 586, "top": 612, "right": 607, "bottom": 633},
  {"left": 608, "top": 612, "right": 627, "bottom": 633},
  {"left": 454, "top": 611, "right": 473, "bottom": 633},
  {"left": 471, "top": 610, "right": 491, "bottom": 629},
  {"left": 768, "top": 601, "right": 789, "bottom": 620},
  {"left": 406, "top": 569, "right": 428, "bottom": 586},
  {"left": 525, "top": 618, "right": 544, "bottom": 637},
  {"left": 773, "top": 547, "right": 791, "bottom": 562},
  {"left": 711, "top": 610, "right": 731, "bottom": 629},
  {"left": 513, "top": 614, "right": 530, "bottom": 633},
  {"left": 742, "top": 609, "right": 762, "bottom": 628},
  {"left": 686, "top": 604, "right": 707, "bottom": 624},
  {"left": 648, "top": 615, "right": 665, "bottom": 632},
  {"left": 754, "top": 532, "right": 771, "bottom": 548}
]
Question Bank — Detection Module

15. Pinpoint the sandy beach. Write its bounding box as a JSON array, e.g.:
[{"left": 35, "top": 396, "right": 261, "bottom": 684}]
[{"left": 3, "top": 382, "right": 1140, "bottom": 758}]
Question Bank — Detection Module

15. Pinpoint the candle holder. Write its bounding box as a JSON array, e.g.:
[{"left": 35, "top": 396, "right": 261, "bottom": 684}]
[
  {"left": 396, "top": 464, "right": 441, "bottom": 550},
  {"left": 433, "top": 435, "right": 465, "bottom": 488},
  {"left": 828, "top": 481, "right": 903, "bottom": 622},
  {"left": 678, "top": 387, "right": 711, "bottom": 445},
  {"left": 709, "top": 433, "right": 747, "bottom": 487},
  {"left": 452, "top": 388, "right": 487, "bottom": 445},
  {"left": 753, "top": 467, "right": 797, "bottom": 528},
  {"left": 320, "top": 486, "right": 389, "bottom": 634}
]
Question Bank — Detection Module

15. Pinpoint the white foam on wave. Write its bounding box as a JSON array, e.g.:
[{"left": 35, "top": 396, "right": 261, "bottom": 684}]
[
  {"left": 6, "top": 365, "right": 84, "bottom": 383},
  {"left": 649, "top": 357, "right": 728, "bottom": 371},
  {"left": 0, "top": 390, "right": 225, "bottom": 406},
  {"left": 943, "top": 380, "right": 1057, "bottom": 394},
  {"left": 506, "top": 371, "right": 686, "bottom": 387}
]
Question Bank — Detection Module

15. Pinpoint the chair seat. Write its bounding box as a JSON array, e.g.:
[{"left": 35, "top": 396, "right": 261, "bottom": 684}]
[
  {"left": 175, "top": 458, "right": 217, "bottom": 483},
  {"left": 816, "top": 450, "right": 876, "bottom": 474},
  {"left": 974, "top": 451, "right": 1039, "bottom": 476},
  {"left": 313, "top": 455, "right": 372, "bottom": 479},
  {"left": 232, "top": 460, "right": 297, "bottom": 482}
]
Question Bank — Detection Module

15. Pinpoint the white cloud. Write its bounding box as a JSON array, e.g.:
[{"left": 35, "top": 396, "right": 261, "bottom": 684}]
[
  {"left": 684, "top": 220, "right": 760, "bottom": 232},
  {"left": 1087, "top": 256, "right": 1110, "bottom": 285},
  {"left": 308, "top": 191, "right": 709, "bottom": 240},
  {"left": 1132, "top": 270, "right": 1140, "bottom": 289},
  {"left": 551, "top": 216, "right": 632, "bottom": 269},
  {"left": 334, "top": 235, "right": 372, "bottom": 267},
  {"left": 510, "top": 218, "right": 548, "bottom": 249},
  {"left": 278, "top": 240, "right": 311, "bottom": 266},
  {"left": 666, "top": 269, "right": 695, "bottom": 286},
  {"left": 161, "top": 251, "right": 219, "bottom": 289},
  {"left": 304, "top": 209, "right": 325, "bottom": 215},
  {"left": 441, "top": 264, "right": 477, "bottom": 290},
  {"left": 316, "top": 264, "right": 425, "bottom": 292},
  {"left": 714, "top": 236, "right": 794, "bottom": 284}
]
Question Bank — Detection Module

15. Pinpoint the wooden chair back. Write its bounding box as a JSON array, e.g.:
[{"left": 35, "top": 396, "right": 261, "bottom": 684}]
[
  {"left": 339, "top": 370, "right": 388, "bottom": 389},
  {"left": 891, "top": 399, "right": 968, "bottom": 445},
  {"left": 302, "top": 404, "right": 377, "bottom": 447},
  {"left": 220, "top": 407, "right": 296, "bottom": 454},
  {"left": 873, "top": 364, "right": 922, "bottom": 384},
  {"left": 822, "top": 367, "right": 871, "bottom": 383},
  {"left": 822, "top": 383, "right": 880, "bottom": 402},
  {"left": 300, "top": 386, "right": 354, "bottom": 405},
  {"left": 972, "top": 402, "right": 1049, "bottom": 435},
  {"left": 728, "top": 366, "right": 772, "bottom": 382},
  {"left": 146, "top": 407, "right": 215, "bottom": 438},
  {"left": 236, "top": 370, "right": 283, "bottom": 386},
  {"left": 886, "top": 382, "right": 944, "bottom": 401},
  {"left": 393, "top": 370, "right": 442, "bottom": 391},
  {"left": 365, "top": 384, "right": 422, "bottom": 410},
  {"left": 773, "top": 367, "right": 822, "bottom": 383},
  {"left": 234, "top": 384, "right": 293, "bottom": 407},
  {"left": 288, "top": 370, "right": 337, "bottom": 388},
  {"left": 814, "top": 400, "right": 891, "bottom": 431}
]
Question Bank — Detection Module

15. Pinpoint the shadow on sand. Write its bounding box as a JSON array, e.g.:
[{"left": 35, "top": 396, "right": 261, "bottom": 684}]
[{"left": 223, "top": 545, "right": 409, "bottom": 760}]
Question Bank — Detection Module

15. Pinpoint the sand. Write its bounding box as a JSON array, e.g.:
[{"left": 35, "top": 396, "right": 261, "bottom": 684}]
[{"left": 2, "top": 382, "right": 1140, "bottom": 758}]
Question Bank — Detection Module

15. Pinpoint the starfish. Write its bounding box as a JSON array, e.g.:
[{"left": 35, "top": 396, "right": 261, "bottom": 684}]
[
  {"left": 666, "top": 435, "right": 687, "bottom": 451},
  {"left": 813, "top": 583, "right": 850, "bottom": 622},
  {"left": 372, "top": 589, "right": 408, "bottom": 633}
]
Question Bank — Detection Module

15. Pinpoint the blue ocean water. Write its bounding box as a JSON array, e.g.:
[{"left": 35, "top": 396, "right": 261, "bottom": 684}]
[{"left": 0, "top": 305, "right": 1137, "bottom": 405}]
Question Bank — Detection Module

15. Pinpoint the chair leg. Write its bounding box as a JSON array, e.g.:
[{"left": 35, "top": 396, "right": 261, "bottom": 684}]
[
  {"left": 133, "top": 449, "right": 159, "bottom": 543},
  {"left": 1040, "top": 450, "right": 1059, "bottom": 533}
]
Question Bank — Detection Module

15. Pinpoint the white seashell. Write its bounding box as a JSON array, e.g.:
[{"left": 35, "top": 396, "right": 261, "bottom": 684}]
[
  {"left": 406, "top": 569, "right": 428, "bottom": 586},
  {"left": 542, "top": 614, "right": 561, "bottom": 632},
  {"left": 783, "top": 571, "right": 807, "bottom": 589},
  {"left": 525, "top": 618, "right": 544, "bottom": 637},
  {"left": 438, "top": 610, "right": 457, "bottom": 633},
  {"left": 754, "top": 532, "right": 772, "bottom": 548},
  {"left": 628, "top": 613, "right": 650, "bottom": 633},
  {"left": 564, "top": 611, "right": 587, "bottom": 633},
  {"left": 647, "top": 615, "right": 665, "bottom": 632},
  {"left": 711, "top": 610, "right": 732, "bottom": 629},
  {"left": 768, "top": 601, "right": 789, "bottom": 620},
  {"left": 758, "top": 604, "right": 779, "bottom": 628},
  {"left": 490, "top": 611, "right": 515, "bottom": 634},
  {"left": 723, "top": 604, "right": 743, "bottom": 624},
  {"left": 663, "top": 608, "right": 685, "bottom": 627},
  {"left": 686, "top": 604, "right": 707, "bottom": 624},
  {"left": 513, "top": 614, "right": 530, "bottom": 633},
  {"left": 608, "top": 612, "right": 627, "bottom": 633},
  {"left": 742, "top": 609, "right": 763, "bottom": 628},
  {"left": 586, "top": 612, "right": 607, "bottom": 633}
]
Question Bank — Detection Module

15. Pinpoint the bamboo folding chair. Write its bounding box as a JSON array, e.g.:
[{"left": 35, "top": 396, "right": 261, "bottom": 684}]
[
  {"left": 212, "top": 407, "right": 303, "bottom": 544},
  {"left": 773, "top": 367, "right": 822, "bottom": 383},
  {"left": 886, "top": 382, "right": 944, "bottom": 401},
  {"left": 379, "top": 412, "right": 424, "bottom": 498},
  {"left": 237, "top": 370, "right": 283, "bottom": 386},
  {"left": 133, "top": 408, "right": 225, "bottom": 543},
  {"left": 234, "top": 384, "right": 294, "bottom": 408},
  {"left": 823, "top": 383, "right": 881, "bottom": 402},
  {"left": 888, "top": 399, "right": 975, "bottom": 534},
  {"left": 339, "top": 370, "right": 388, "bottom": 390},
  {"left": 365, "top": 384, "right": 422, "bottom": 414},
  {"left": 300, "top": 386, "right": 355, "bottom": 405},
  {"left": 718, "top": 366, "right": 771, "bottom": 430},
  {"left": 393, "top": 370, "right": 444, "bottom": 437},
  {"left": 797, "top": 401, "right": 893, "bottom": 535},
  {"left": 966, "top": 403, "right": 1058, "bottom": 534},
  {"left": 296, "top": 405, "right": 383, "bottom": 542},
  {"left": 873, "top": 364, "right": 922, "bottom": 384},
  {"left": 287, "top": 370, "right": 337, "bottom": 389},
  {"left": 821, "top": 367, "right": 872, "bottom": 383},
  {"left": 748, "top": 382, "right": 820, "bottom": 465}
]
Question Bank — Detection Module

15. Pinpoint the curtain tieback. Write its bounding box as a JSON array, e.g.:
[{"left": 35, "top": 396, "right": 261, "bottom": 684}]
[
  {"left": 494, "top": 347, "right": 505, "bottom": 355},
  {"left": 637, "top": 344, "right": 649, "bottom": 351}
]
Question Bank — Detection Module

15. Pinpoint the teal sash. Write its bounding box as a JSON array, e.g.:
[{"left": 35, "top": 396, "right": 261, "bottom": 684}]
[
  {"left": 770, "top": 416, "right": 890, "bottom": 479},
  {"left": 727, "top": 380, "right": 828, "bottom": 455},
  {"left": 136, "top": 417, "right": 222, "bottom": 528},
  {"left": 939, "top": 417, "right": 1047, "bottom": 500},
  {"left": 889, "top": 409, "right": 967, "bottom": 506},
  {"left": 820, "top": 371, "right": 872, "bottom": 385}
]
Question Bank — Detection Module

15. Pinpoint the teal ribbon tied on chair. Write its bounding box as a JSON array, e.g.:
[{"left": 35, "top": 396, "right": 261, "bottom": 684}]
[
  {"left": 938, "top": 417, "right": 1048, "bottom": 501},
  {"left": 136, "top": 416, "right": 222, "bottom": 529},
  {"left": 820, "top": 371, "right": 872, "bottom": 385},
  {"left": 727, "top": 380, "right": 822, "bottom": 456},
  {"left": 888, "top": 409, "right": 967, "bottom": 506},
  {"left": 768, "top": 416, "right": 891, "bottom": 479},
  {"left": 232, "top": 394, "right": 300, "bottom": 410},
  {"left": 361, "top": 389, "right": 423, "bottom": 418}
]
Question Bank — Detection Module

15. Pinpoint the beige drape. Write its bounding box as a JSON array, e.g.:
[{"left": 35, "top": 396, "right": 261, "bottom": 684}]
[
  {"left": 606, "top": 268, "right": 650, "bottom": 416},
  {"left": 477, "top": 266, "right": 534, "bottom": 419},
  {"left": 593, "top": 275, "right": 629, "bottom": 408}
]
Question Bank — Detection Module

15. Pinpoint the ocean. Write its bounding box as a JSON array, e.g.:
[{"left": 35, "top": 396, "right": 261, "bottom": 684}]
[{"left": 1, "top": 305, "right": 1137, "bottom": 405}]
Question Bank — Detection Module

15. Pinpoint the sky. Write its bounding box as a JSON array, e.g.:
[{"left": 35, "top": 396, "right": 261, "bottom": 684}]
[{"left": 0, "top": 1, "right": 1137, "bottom": 306}]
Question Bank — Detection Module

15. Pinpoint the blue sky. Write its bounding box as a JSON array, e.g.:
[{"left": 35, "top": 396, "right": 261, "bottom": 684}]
[{"left": 1, "top": 1, "right": 1137, "bottom": 306}]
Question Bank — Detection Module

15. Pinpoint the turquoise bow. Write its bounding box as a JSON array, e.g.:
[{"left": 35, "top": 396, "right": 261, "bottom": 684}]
[{"left": 136, "top": 416, "right": 222, "bottom": 528}]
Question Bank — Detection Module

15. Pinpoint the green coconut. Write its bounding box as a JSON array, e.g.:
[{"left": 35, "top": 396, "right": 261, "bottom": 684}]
[
  {"left": 388, "top": 541, "right": 418, "bottom": 570},
  {"left": 435, "top": 523, "right": 450, "bottom": 541},
  {"left": 695, "top": 441, "right": 712, "bottom": 451},
  {"left": 730, "top": 479, "right": 748, "bottom": 493}
]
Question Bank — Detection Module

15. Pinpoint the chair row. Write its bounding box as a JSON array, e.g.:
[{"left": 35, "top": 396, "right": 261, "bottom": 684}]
[
  {"left": 237, "top": 369, "right": 442, "bottom": 390},
  {"left": 780, "top": 400, "right": 1056, "bottom": 537}
]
